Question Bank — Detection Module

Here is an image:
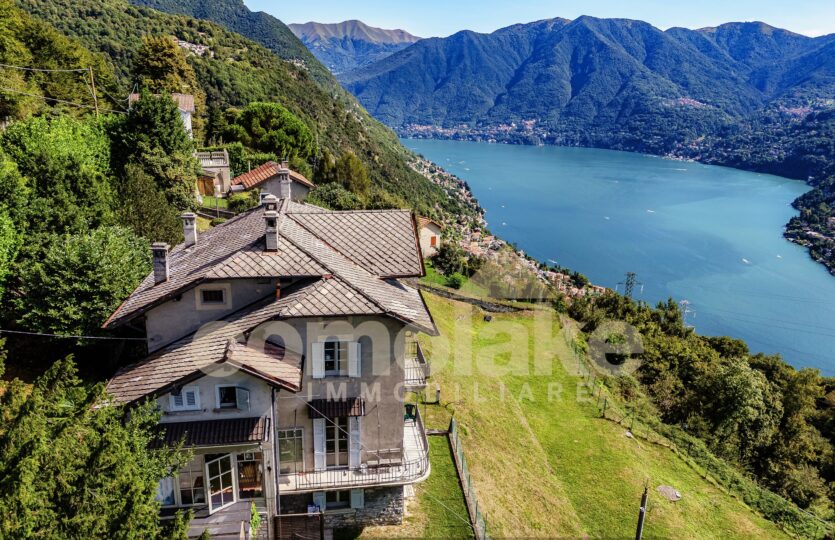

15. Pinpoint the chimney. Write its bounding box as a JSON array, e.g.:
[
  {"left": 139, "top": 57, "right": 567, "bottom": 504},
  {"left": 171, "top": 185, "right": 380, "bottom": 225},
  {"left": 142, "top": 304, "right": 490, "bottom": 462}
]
[
  {"left": 264, "top": 210, "right": 279, "bottom": 252},
  {"left": 151, "top": 242, "right": 170, "bottom": 284},
  {"left": 279, "top": 171, "right": 292, "bottom": 199},
  {"left": 262, "top": 193, "right": 278, "bottom": 211},
  {"left": 181, "top": 212, "right": 197, "bottom": 247}
]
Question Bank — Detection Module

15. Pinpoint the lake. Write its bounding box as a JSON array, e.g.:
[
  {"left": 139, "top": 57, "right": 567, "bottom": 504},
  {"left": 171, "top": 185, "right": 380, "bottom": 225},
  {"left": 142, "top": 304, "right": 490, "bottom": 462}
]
[{"left": 404, "top": 138, "right": 835, "bottom": 375}]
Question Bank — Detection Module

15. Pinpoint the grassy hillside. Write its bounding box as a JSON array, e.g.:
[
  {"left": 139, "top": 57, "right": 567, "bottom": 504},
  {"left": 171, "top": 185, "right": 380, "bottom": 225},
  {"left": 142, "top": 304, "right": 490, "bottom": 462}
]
[
  {"left": 17, "top": 0, "right": 457, "bottom": 216},
  {"left": 416, "top": 293, "right": 789, "bottom": 538}
]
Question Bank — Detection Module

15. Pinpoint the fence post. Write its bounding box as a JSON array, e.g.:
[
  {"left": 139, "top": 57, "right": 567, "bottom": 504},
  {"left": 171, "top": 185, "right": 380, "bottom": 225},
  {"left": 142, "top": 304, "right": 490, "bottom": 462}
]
[{"left": 602, "top": 397, "right": 608, "bottom": 417}]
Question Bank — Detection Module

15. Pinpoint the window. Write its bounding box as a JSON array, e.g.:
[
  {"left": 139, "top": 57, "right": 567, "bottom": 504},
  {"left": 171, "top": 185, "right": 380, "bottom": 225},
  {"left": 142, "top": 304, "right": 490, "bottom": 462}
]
[
  {"left": 326, "top": 417, "right": 349, "bottom": 468},
  {"left": 278, "top": 428, "right": 304, "bottom": 474},
  {"left": 156, "top": 476, "right": 176, "bottom": 506},
  {"left": 169, "top": 386, "right": 200, "bottom": 412},
  {"left": 324, "top": 341, "right": 349, "bottom": 375},
  {"left": 178, "top": 457, "right": 205, "bottom": 506},
  {"left": 201, "top": 289, "right": 225, "bottom": 304},
  {"left": 430, "top": 235, "right": 437, "bottom": 247},
  {"left": 216, "top": 386, "right": 250, "bottom": 410},
  {"left": 236, "top": 452, "right": 263, "bottom": 499},
  {"left": 325, "top": 490, "right": 350, "bottom": 510}
]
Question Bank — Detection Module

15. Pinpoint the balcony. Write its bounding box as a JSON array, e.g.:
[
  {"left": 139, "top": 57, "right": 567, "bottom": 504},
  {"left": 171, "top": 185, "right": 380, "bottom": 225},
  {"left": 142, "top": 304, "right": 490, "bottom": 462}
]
[
  {"left": 405, "top": 341, "right": 430, "bottom": 389},
  {"left": 277, "top": 408, "right": 430, "bottom": 493}
]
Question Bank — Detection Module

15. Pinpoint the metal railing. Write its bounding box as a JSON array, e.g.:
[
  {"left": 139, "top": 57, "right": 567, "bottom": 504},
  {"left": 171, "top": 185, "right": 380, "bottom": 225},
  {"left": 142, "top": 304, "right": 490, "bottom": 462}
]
[
  {"left": 286, "top": 408, "right": 430, "bottom": 491},
  {"left": 405, "top": 341, "right": 430, "bottom": 388}
]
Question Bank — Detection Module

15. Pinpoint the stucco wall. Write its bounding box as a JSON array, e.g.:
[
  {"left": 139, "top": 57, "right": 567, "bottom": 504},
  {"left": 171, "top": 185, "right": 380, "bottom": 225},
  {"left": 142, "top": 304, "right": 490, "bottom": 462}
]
[
  {"left": 157, "top": 370, "right": 274, "bottom": 423},
  {"left": 419, "top": 224, "right": 442, "bottom": 258},
  {"left": 145, "top": 278, "right": 279, "bottom": 352},
  {"left": 273, "top": 315, "right": 408, "bottom": 472},
  {"left": 261, "top": 178, "right": 311, "bottom": 202}
]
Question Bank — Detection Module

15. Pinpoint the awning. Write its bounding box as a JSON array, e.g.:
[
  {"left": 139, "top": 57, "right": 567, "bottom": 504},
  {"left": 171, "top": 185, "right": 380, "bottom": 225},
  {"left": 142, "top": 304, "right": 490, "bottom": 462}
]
[
  {"left": 153, "top": 416, "right": 269, "bottom": 448},
  {"left": 307, "top": 398, "right": 365, "bottom": 419}
]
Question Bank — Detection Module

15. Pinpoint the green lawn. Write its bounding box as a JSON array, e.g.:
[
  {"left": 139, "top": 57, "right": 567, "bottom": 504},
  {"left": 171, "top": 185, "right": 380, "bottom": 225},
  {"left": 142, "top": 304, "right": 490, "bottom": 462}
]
[
  {"left": 414, "top": 293, "right": 788, "bottom": 539},
  {"left": 360, "top": 436, "right": 473, "bottom": 539},
  {"left": 201, "top": 195, "right": 229, "bottom": 209}
]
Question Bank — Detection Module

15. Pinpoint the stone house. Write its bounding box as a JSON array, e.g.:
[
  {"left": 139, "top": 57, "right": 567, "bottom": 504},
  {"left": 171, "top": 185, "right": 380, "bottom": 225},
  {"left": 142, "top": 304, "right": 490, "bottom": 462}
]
[
  {"left": 195, "top": 149, "right": 232, "bottom": 196},
  {"left": 102, "top": 196, "right": 434, "bottom": 538},
  {"left": 231, "top": 161, "right": 314, "bottom": 202}
]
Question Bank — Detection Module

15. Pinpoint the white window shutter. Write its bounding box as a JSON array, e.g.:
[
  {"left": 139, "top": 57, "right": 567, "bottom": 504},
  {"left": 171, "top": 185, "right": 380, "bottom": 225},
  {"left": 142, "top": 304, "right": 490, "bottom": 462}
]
[
  {"left": 350, "top": 488, "right": 364, "bottom": 509},
  {"left": 349, "top": 416, "right": 361, "bottom": 469},
  {"left": 312, "top": 491, "right": 326, "bottom": 513},
  {"left": 348, "top": 341, "right": 361, "bottom": 378},
  {"left": 313, "top": 418, "right": 326, "bottom": 471},
  {"left": 312, "top": 342, "right": 325, "bottom": 379},
  {"left": 235, "top": 388, "right": 250, "bottom": 410}
]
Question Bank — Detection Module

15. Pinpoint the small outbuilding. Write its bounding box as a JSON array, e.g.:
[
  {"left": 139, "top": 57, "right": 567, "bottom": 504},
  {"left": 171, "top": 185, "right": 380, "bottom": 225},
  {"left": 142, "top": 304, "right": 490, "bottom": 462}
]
[
  {"left": 230, "top": 161, "right": 314, "bottom": 202},
  {"left": 417, "top": 216, "right": 443, "bottom": 258}
]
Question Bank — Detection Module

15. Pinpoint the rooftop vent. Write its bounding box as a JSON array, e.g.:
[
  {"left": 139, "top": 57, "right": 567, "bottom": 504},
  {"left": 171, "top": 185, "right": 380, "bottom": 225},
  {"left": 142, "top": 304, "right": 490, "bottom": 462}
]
[{"left": 265, "top": 209, "right": 279, "bottom": 252}]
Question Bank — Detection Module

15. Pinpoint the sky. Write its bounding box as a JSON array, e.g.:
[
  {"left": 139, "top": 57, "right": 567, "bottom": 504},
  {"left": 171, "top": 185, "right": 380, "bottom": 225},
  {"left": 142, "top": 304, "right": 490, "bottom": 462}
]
[{"left": 244, "top": 0, "right": 835, "bottom": 38}]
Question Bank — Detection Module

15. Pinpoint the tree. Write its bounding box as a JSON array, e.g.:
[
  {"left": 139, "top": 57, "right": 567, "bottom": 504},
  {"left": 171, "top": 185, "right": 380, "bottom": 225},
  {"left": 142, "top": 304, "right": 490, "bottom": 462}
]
[
  {"left": 0, "top": 356, "right": 189, "bottom": 539},
  {"left": 1, "top": 115, "right": 115, "bottom": 236},
  {"left": 133, "top": 35, "right": 204, "bottom": 138},
  {"left": 13, "top": 226, "right": 150, "bottom": 336},
  {"left": 222, "top": 102, "right": 314, "bottom": 161},
  {"left": 118, "top": 164, "right": 182, "bottom": 245},
  {"left": 432, "top": 243, "right": 467, "bottom": 276},
  {"left": 306, "top": 183, "right": 361, "bottom": 210},
  {"left": 0, "top": 211, "right": 18, "bottom": 299},
  {"left": 111, "top": 90, "right": 199, "bottom": 211},
  {"left": 334, "top": 152, "right": 370, "bottom": 196}
]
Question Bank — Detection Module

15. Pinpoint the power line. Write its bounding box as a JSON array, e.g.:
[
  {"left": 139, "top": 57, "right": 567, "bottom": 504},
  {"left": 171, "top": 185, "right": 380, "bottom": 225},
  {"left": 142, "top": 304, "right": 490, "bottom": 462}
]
[
  {"left": 0, "top": 328, "right": 147, "bottom": 341},
  {"left": 0, "top": 62, "right": 89, "bottom": 73},
  {"left": 0, "top": 87, "right": 126, "bottom": 114}
]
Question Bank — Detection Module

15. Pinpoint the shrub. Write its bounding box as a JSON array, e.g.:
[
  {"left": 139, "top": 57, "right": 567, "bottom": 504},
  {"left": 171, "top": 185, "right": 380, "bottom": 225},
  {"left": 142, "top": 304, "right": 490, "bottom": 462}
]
[
  {"left": 227, "top": 192, "right": 258, "bottom": 213},
  {"left": 209, "top": 217, "right": 227, "bottom": 227},
  {"left": 446, "top": 273, "right": 465, "bottom": 289}
]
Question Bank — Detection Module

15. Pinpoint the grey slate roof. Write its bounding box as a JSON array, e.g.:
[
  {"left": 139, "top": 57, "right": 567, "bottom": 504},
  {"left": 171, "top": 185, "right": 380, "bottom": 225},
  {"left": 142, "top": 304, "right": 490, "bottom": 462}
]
[
  {"left": 104, "top": 197, "right": 438, "bottom": 404},
  {"left": 152, "top": 416, "right": 269, "bottom": 448},
  {"left": 104, "top": 200, "right": 425, "bottom": 328}
]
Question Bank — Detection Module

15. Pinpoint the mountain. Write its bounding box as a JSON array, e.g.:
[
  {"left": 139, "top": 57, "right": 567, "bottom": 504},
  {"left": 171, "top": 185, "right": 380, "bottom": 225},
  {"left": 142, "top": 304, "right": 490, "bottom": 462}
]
[
  {"left": 342, "top": 17, "right": 835, "bottom": 149},
  {"left": 18, "top": 0, "right": 463, "bottom": 218},
  {"left": 289, "top": 20, "right": 421, "bottom": 74}
]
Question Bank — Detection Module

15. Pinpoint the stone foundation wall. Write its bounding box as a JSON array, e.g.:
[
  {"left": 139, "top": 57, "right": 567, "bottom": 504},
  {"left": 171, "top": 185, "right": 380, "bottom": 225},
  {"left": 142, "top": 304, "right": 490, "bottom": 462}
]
[{"left": 325, "top": 486, "right": 404, "bottom": 529}]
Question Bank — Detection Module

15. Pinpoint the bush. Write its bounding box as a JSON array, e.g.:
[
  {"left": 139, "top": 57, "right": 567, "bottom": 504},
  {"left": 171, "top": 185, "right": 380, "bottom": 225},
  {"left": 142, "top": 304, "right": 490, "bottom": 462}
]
[
  {"left": 307, "top": 183, "right": 361, "bottom": 210},
  {"left": 227, "top": 192, "right": 258, "bottom": 213},
  {"left": 446, "top": 273, "right": 465, "bottom": 289},
  {"left": 209, "top": 217, "right": 227, "bottom": 227}
]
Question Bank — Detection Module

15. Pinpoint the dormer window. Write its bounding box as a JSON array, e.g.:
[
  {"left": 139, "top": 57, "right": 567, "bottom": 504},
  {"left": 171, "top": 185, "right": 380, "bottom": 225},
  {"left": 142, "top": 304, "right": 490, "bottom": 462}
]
[
  {"left": 216, "top": 385, "right": 250, "bottom": 410},
  {"left": 169, "top": 386, "right": 201, "bottom": 411}
]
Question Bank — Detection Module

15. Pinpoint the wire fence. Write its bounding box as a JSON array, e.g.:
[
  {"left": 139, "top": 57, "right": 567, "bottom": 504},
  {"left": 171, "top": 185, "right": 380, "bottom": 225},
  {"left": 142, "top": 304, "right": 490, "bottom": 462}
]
[
  {"left": 449, "top": 417, "right": 489, "bottom": 540},
  {"left": 559, "top": 318, "right": 834, "bottom": 539}
]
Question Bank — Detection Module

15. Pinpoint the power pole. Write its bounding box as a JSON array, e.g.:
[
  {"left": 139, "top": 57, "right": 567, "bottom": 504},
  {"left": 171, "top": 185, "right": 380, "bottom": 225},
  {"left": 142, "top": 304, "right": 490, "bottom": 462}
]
[
  {"left": 635, "top": 481, "right": 649, "bottom": 540},
  {"left": 88, "top": 67, "right": 99, "bottom": 118},
  {"left": 618, "top": 272, "right": 642, "bottom": 299},
  {"left": 679, "top": 300, "right": 696, "bottom": 330}
]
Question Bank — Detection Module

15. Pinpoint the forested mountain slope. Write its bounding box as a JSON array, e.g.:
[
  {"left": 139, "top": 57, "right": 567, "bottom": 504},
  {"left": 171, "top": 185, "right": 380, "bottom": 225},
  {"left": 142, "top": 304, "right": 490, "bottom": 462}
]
[{"left": 17, "top": 0, "right": 456, "bottom": 216}]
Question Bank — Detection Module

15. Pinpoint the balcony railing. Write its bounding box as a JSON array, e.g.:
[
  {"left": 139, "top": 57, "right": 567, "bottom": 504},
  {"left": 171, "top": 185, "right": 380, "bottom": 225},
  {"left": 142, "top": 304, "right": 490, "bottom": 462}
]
[
  {"left": 278, "top": 407, "right": 430, "bottom": 492},
  {"left": 405, "top": 341, "right": 430, "bottom": 389}
]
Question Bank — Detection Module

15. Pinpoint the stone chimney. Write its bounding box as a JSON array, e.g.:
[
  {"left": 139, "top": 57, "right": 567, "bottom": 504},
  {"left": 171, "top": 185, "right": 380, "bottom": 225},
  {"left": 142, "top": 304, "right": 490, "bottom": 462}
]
[
  {"left": 279, "top": 169, "right": 292, "bottom": 199},
  {"left": 181, "top": 212, "right": 197, "bottom": 247},
  {"left": 262, "top": 193, "right": 278, "bottom": 211},
  {"left": 264, "top": 210, "right": 279, "bottom": 252},
  {"left": 151, "top": 242, "right": 170, "bottom": 284}
]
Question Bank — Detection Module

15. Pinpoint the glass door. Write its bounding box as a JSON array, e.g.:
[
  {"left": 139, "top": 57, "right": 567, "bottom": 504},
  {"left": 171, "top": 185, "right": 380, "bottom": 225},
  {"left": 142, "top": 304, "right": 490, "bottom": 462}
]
[
  {"left": 205, "top": 454, "right": 236, "bottom": 513},
  {"left": 326, "top": 417, "right": 349, "bottom": 468}
]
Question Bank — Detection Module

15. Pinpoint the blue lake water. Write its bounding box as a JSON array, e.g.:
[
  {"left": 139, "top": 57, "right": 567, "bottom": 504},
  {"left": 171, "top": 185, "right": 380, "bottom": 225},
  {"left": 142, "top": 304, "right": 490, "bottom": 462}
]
[{"left": 404, "top": 138, "right": 835, "bottom": 375}]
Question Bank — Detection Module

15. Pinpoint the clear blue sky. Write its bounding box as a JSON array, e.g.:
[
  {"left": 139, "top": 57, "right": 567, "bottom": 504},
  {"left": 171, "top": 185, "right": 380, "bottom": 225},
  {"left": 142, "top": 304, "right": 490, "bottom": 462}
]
[{"left": 244, "top": 0, "right": 835, "bottom": 38}]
